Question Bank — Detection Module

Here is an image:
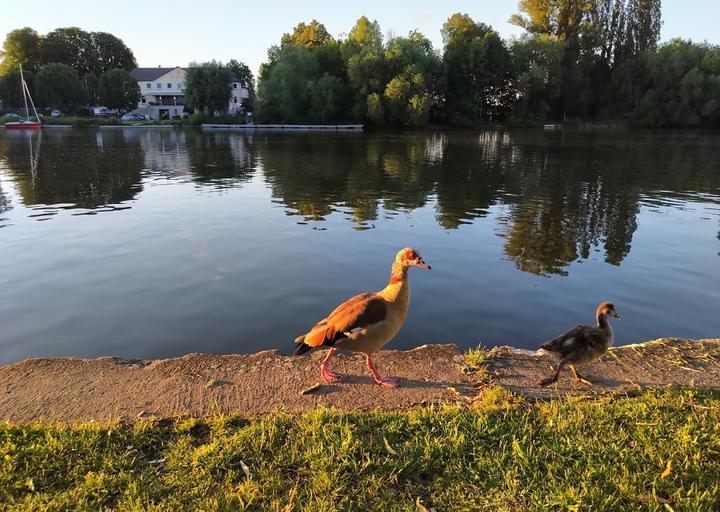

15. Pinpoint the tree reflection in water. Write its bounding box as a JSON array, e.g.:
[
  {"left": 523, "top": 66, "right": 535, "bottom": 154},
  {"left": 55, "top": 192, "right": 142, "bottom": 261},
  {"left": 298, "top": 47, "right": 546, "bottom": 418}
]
[{"left": 0, "top": 129, "right": 718, "bottom": 276}]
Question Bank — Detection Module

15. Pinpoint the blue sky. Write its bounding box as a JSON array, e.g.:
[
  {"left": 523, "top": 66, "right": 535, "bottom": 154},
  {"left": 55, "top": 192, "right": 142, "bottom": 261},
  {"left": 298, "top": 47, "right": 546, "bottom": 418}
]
[{"left": 2, "top": 0, "right": 718, "bottom": 76}]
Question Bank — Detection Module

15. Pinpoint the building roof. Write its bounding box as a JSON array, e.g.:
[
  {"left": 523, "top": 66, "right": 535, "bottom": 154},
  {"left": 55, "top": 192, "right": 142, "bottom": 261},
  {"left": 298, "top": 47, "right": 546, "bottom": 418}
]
[
  {"left": 131, "top": 66, "right": 246, "bottom": 86},
  {"left": 130, "top": 67, "right": 180, "bottom": 81}
]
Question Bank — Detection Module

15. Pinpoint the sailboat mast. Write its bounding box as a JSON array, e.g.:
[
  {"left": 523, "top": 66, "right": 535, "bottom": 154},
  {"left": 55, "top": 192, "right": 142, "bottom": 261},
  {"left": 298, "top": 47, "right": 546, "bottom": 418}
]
[
  {"left": 20, "top": 64, "right": 30, "bottom": 121},
  {"left": 23, "top": 78, "right": 40, "bottom": 121}
]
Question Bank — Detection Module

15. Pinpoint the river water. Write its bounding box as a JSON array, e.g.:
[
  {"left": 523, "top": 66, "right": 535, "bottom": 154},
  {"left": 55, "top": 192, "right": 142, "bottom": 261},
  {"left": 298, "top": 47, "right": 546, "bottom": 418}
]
[{"left": 0, "top": 128, "right": 718, "bottom": 363}]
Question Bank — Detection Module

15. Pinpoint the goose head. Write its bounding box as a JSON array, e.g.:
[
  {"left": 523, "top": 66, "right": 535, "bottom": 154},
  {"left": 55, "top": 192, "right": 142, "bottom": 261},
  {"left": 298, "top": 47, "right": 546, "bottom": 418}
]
[
  {"left": 395, "top": 247, "right": 431, "bottom": 271},
  {"left": 597, "top": 302, "right": 620, "bottom": 320},
  {"left": 390, "top": 247, "right": 431, "bottom": 282}
]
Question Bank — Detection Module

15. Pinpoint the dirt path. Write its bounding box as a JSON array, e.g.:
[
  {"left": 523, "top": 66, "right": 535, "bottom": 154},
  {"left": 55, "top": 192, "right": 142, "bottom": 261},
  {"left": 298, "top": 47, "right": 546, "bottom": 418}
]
[
  {"left": 488, "top": 338, "right": 720, "bottom": 398},
  {"left": 0, "top": 338, "right": 718, "bottom": 423}
]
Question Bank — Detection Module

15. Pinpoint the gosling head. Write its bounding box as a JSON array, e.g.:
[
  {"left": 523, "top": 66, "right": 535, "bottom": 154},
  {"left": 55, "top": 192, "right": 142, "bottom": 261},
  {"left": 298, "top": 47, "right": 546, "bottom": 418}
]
[{"left": 597, "top": 302, "right": 620, "bottom": 320}]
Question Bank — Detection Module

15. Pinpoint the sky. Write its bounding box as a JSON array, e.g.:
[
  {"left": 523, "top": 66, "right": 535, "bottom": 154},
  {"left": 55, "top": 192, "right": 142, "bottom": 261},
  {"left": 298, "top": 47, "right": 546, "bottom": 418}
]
[{"left": 1, "top": 0, "right": 718, "bottom": 76}]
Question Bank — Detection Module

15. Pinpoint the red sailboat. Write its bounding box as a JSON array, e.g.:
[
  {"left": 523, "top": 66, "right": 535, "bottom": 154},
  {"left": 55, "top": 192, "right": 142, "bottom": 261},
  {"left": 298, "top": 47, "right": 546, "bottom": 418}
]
[{"left": 5, "top": 64, "right": 42, "bottom": 130}]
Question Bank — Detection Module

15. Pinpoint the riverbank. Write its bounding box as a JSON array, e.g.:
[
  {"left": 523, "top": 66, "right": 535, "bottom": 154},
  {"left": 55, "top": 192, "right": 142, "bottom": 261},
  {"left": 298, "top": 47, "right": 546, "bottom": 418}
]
[
  {"left": 0, "top": 338, "right": 717, "bottom": 423},
  {"left": 1, "top": 338, "right": 718, "bottom": 510},
  {"left": 0, "top": 340, "right": 720, "bottom": 512}
]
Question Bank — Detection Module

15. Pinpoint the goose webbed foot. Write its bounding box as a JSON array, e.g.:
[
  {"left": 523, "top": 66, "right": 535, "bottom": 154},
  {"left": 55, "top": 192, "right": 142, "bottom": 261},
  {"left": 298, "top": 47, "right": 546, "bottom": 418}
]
[
  {"left": 366, "top": 355, "right": 399, "bottom": 388},
  {"left": 320, "top": 348, "right": 340, "bottom": 383},
  {"left": 321, "top": 367, "right": 340, "bottom": 383},
  {"left": 375, "top": 376, "right": 398, "bottom": 388}
]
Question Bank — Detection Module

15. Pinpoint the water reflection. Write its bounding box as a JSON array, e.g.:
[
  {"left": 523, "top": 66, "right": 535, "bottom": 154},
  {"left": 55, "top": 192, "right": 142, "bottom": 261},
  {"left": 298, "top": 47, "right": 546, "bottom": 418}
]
[
  {"left": 2, "top": 130, "right": 144, "bottom": 215},
  {"left": 0, "top": 182, "right": 10, "bottom": 214},
  {"left": 1, "top": 128, "right": 719, "bottom": 278},
  {"left": 187, "top": 132, "right": 255, "bottom": 186}
]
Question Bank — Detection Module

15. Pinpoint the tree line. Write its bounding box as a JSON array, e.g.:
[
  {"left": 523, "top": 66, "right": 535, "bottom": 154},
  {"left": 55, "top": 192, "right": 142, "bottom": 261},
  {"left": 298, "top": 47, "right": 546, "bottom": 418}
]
[
  {"left": 0, "top": 27, "right": 140, "bottom": 112},
  {"left": 2, "top": 1, "right": 719, "bottom": 127},
  {"left": 254, "top": 1, "right": 720, "bottom": 128}
]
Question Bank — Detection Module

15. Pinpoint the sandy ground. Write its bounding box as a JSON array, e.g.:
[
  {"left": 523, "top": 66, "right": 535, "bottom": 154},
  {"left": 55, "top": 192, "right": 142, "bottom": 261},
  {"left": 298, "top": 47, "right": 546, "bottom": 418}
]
[
  {"left": 488, "top": 338, "right": 720, "bottom": 398},
  {"left": 0, "top": 338, "right": 717, "bottom": 423}
]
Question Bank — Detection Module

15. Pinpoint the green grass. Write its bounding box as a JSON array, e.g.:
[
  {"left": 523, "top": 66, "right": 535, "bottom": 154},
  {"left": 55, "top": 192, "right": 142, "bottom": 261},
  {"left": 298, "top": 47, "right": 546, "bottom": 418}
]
[{"left": 1, "top": 388, "right": 718, "bottom": 511}]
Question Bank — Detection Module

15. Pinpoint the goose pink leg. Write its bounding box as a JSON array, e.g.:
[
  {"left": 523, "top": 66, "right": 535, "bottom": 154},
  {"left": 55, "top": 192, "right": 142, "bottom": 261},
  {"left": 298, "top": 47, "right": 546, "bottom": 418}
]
[
  {"left": 366, "top": 355, "right": 398, "bottom": 387},
  {"left": 320, "top": 348, "right": 339, "bottom": 383}
]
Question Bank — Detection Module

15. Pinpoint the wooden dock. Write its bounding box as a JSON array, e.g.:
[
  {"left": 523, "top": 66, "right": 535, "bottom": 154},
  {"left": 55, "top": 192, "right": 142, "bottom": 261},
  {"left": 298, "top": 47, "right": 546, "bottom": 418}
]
[{"left": 201, "top": 123, "right": 363, "bottom": 131}]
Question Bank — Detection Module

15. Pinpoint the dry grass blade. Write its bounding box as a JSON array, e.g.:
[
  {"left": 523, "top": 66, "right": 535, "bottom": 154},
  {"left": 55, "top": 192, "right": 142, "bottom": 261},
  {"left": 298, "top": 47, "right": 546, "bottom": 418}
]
[{"left": 383, "top": 436, "right": 398, "bottom": 456}]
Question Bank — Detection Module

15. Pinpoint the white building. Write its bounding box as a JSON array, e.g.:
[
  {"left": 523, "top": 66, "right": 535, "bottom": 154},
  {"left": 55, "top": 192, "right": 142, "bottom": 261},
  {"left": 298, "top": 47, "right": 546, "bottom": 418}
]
[{"left": 130, "top": 66, "right": 249, "bottom": 120}]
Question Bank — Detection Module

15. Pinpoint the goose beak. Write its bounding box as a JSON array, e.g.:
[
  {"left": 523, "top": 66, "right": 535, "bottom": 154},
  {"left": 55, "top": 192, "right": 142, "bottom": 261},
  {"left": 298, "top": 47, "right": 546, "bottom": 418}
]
[
  {"left": 612, "top": 311, "right": 621, "bottom": 319},
  {"left": 415, "top": 260, "right": 431, "bottom": 270}
]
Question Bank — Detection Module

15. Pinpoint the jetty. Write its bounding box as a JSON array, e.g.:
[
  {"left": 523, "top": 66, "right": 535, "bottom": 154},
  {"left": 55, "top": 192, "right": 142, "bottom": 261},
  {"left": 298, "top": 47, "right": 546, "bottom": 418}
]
[{"left": 201, "top": 123, "right": 363, "bottom": 131}]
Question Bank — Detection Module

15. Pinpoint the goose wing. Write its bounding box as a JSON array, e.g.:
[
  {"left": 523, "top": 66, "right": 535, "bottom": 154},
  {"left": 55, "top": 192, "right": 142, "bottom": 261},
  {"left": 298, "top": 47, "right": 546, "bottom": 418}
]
[
  {"left": 540, "top": 324, "right": 605, "bottom": 358},
  {"left": 298, "top": 292, "right": 387, "bottom": 348}
]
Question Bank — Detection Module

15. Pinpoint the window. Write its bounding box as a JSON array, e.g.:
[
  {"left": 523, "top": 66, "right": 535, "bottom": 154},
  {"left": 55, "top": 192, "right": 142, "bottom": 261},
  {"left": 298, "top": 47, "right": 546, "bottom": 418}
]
[
  {"left": 233, "top": 83, "right": 237, "bottom": 89},
  {"left": 157, "top": 83, "right": 161, "bottom": 89},
  {"left": 146, "top": 83, "right": 151, "bottom": 89},
  {"left": 141, "top": 97, "right": 146, "bottom": 103},
  {"left": 233, "top": 96, "right": 237, "bottom": 103},
  {"left": 167, "top": 83, "right": 172, "bottom": 89},
  {"left": 177, "top": 82, "right": 183, "bottom": 89}
]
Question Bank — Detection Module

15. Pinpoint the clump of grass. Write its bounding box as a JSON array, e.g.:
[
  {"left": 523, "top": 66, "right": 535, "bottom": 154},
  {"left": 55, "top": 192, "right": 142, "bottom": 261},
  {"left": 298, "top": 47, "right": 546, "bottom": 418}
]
[
  {"left": 0, "top": 388, "right": 718, "bottom": 511},
  {"left": 464, "top": 346, "right": 487, "bottom": 369}
]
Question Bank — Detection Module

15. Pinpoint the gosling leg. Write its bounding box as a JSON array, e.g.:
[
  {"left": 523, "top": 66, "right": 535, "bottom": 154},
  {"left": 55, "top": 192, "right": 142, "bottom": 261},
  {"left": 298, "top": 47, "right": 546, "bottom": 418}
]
[
  {"left": 539, "top": 359, "right": 567, "bottom": 387},
  {"left": 570, "top": 364, "right": 593, "bottom": 386}
]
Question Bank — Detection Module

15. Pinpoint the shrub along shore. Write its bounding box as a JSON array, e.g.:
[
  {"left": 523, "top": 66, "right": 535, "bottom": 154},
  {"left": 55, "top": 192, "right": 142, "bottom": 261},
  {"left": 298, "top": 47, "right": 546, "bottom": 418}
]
[{"left": 1, "top": 340, "right": 718, "bottom": 511}]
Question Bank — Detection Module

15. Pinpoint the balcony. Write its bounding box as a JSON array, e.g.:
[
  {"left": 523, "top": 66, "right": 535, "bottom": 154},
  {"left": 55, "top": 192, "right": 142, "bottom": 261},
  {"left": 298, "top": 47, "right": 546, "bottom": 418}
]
[{"left": 147, "top": 95, "right": 186, "bottom": 106}]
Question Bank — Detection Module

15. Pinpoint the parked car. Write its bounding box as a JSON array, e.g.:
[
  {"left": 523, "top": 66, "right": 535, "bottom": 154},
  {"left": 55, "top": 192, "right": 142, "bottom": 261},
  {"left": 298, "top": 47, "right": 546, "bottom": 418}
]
[
  {"left": 121, "top": 113, "right": 146, "bottom": 121},
  {"left": 51, "top": 109, "right": 62, "bottom": 118},
  {"left": 92, "top": 106, "right": 110, "bottom": 117}
]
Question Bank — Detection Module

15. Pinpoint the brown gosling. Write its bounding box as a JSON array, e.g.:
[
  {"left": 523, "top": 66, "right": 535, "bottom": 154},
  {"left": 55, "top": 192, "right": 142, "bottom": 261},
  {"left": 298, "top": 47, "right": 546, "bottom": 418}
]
[{"left": 538, "top": 302, "right": 620, "bottom": 387}]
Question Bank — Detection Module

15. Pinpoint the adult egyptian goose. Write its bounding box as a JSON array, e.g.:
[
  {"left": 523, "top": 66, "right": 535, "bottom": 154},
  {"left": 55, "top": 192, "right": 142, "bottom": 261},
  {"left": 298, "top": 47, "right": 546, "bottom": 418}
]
[
  {"left": 538, "top": 301, "right": 620, "bottom": 387},
  {"left": 293, "top": 247, "right": 431, "bottom": 387}
]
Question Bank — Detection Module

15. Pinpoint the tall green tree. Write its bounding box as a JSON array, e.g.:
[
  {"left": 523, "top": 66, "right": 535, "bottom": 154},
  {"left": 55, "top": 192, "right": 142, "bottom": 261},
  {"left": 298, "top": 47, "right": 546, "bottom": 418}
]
[
  {"left": 84, "top": 71, "right": 99, "bottom": 106},
  {"left": 34, "top": 63, "right": 86, "bottom": 110},
  {"left": 511, "top": 34, "right": 564, "bottom": 120},
  {"left": 98, "top": 68, "right": 140, "bottom": 109},
  {"left": 39, "top": 27, "right": 136, "bottom": 76},
  {"left": 91, "top": 32, "right": 137, "bottom": 72},
  {"left": 185, "top": 61, "right": 233, "bottom": 115},
  {"left": 257, "top": 20, "right": 351, "bottom": 123},
  {"left": 347, "top": 16, "right": 383, "bottom": 49},
  {"left": 344, "top": 17, "right": 385, "bottom": 120},
  {"left": 0, "top": 28, "right": 42, "bottom": 74},
  {"left": 633, "top": 39, "right": 720, "bottom": 127},
  {"left": 381, "top": 32, "right": 442, "bottom": 126},
  {"left": 442, "top": 13, "right": 515, "bottom": 125},
  {"left": 0, "top": 68, "right": 34, "bottom": 107},
  {"left": 39, "top": 27, "right": 95, "bottom": 75},
  {"left": 281, "top": 20, "right": 334, "bottom": 48}
]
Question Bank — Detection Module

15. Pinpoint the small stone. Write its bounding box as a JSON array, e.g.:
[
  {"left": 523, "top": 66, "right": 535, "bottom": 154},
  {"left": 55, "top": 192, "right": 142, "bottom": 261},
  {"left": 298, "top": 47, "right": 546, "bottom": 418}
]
[{"left": 300, "top": 383, "right": 322, "bottom": 395}]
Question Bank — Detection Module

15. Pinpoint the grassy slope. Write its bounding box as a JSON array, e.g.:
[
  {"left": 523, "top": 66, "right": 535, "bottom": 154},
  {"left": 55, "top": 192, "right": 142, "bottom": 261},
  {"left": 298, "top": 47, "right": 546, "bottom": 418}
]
[{"left": 1, "top": 386, "right": 718, "bottom": 511}]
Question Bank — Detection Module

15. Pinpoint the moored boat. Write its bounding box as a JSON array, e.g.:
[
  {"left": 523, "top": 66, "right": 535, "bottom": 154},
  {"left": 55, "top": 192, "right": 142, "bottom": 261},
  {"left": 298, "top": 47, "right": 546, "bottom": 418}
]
[
  {"left": 5, "top": 120, "right": 42, "bottom": 130},
  {"left": 3, "top": 64, "right": 41, "bottom": 130}
]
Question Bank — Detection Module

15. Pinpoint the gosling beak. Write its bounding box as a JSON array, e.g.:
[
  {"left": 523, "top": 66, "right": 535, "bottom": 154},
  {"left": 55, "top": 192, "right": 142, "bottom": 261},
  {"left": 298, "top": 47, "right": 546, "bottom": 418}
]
[{"left": 415, "top": 259, "right": 431, "bottom": 270}]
